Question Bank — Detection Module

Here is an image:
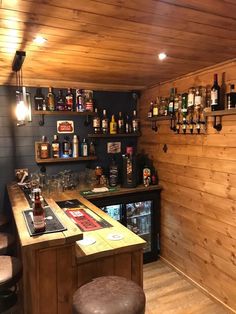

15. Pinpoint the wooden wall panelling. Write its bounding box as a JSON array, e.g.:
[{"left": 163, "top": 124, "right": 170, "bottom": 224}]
[{"left": 138, "top": 60, "right": 236, "bottom": 312}]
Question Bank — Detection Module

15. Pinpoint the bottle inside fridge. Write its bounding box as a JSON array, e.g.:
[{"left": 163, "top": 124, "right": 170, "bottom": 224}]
[{"left": 101, "top": 204, "right": 122, "bottom": 222}]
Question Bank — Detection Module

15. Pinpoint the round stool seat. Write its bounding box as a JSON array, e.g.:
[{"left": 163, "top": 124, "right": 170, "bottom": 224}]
[
  {"left": 0, "top": 256, "right": 22, "bottom": 291},
  {"left": 0, "top": 233, "right": 15, "bottom": 255},
  {"left": 73, "top": 276, "right": 146, "bottom": 314}
]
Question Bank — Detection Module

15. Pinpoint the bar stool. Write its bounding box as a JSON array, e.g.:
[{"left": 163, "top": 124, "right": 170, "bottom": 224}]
[
  {"left": 0, "top": 256, "right": 23, "bottom": 313},
  {"left": 72, "top": 276, "right": 146, "bottom": 314},
  {"left": 0, "top": 233, "right": 15, "bottom": 255}
]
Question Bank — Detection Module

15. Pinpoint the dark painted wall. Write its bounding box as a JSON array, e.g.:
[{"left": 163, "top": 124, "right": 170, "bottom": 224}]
[{"left": 0, "top": 85, "right": 137, "bottom": 212}]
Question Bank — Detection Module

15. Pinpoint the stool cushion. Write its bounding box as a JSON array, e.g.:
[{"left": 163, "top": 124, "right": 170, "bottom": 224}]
[
  {"left": 73, "top": 276, "right": 145, "bottom": 314},
  {"left": 0, "top": 256, "right": 22, "bottom": 291},
  {"left": 0, "top": 233, "right": 15, "bottom": 255}
]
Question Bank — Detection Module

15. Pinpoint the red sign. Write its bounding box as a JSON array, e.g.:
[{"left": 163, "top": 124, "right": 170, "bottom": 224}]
[{"left": 57, "top": 120, "right": 74, "bottom": 133}]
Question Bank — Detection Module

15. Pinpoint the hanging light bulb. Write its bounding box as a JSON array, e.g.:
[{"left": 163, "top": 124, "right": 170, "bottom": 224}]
[{"left": 15, "top": 96, "right": 28, "bottom": 126}]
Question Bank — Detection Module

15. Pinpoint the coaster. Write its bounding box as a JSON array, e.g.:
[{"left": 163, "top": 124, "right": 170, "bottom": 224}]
[
  {"left": 78, "top": 236, "right": 96, "bottom": 246},
  {"left": 107, "top": 233, "right": 124, "bottom": 241}
]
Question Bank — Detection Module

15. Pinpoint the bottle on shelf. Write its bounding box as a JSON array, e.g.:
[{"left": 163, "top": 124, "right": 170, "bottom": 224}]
[
  {"left": 132, "top": 109, "right": 140, "bottom": 133},
  {"left": 174, "top": 92, "right": 180, "bottom": 112},
  {"left": 168, "top": 88, "right": 175, "bottom": 115},
  {"left": 33, "top": 190, "right": 45, "bottom": 232},
  {"left": 39, "top": 136, "right": 50, "bottom": 159},
  {"left": 143, "top": 166, "right": 151, "bottom": 187},
  {"left": 101, "top": 109, "right": 109, "bottom": 134},
  {"left": 125, "top": 114, "right": 132, "bottom": 133},
  {"left": 81, "top": 138, "right": 88, "bottom": 157},
  {"left": 85, "top": 91, "right": 94, "bottom": 112},
  {"left": 227, "top": 84, "right": 236, "bottom": 110},
  {"left": 47, "top": 87, "right": 55, "bottom": 111},
  {"left": 220, "top": 72, "right": 226, "bottom": 110},
  {"left": 65, "top": 88, "right": 74, "bottom": 111},
  {"left": 89, "top": 140, "right": 96, "bottom": 156},
  {"left": 194, "top": 87, "right": 202, "bottom": 134},
  {"left": 117, "top": 111, "right": 125, "bottom": 134},
  {"left": 122, "top": 146, "right": 137, "bottom": 188},
  {"left": 51, "top": 135, "right": 60, "bottom": 158},
  {"left": 110, "top": 114, "right": 117, "bottom": 134},
  {"left": 147, "top": 101, "right": 153, "bottom": 118},
  {"left": 76, "top": 89, "right": 85, "bottom": 112},
  {"left": 62, "top": 136, "right": 71, "bottom": 157},
  {"left": 109, "top": 158, "right": 119, "bottom": 187},
  {"left": 181, "top": 93, "right": 188, "bottom": 134},
  {"left": 152, "top": 100, "right": 158, "bottom": 117},
  {"left": 34, "top": 87, "right": 45, "bottom": 111},
  {"left": 72, "top": 135, "right": 79, "bottom": 158},
  {"left": 56, "top": 89, "right": 66, "bottom": 111},
  {"left": 92, "top": 108, "right": 101, "bottom": 134},
  {"left": 211, "top": 73, "right": 220, "bottom": 111}
]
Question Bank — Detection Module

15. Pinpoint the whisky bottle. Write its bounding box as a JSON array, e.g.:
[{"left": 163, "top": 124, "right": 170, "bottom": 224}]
[
  {"left": 101, "top": 109, "right": 109, "bottom": 134},
  {"left": 51, "top": 135, "right": 60, "bottom": 158},
  {"left": 117, "top": 112, "right": 125, "bottom": 133},
  {"left": 47, "top": 87, "right": 55, "bottom": 111},
  {"left": 76, "top": 89, "right": 84, "bottom": 112},
  {"left": 56, "top": 90, "right": 66, "bottom": 111},
  {"left": 34, "top": 88, "right": 45, "bottom": 111},
  {"left": 39, "top": 136, "right": 50, "bottom": 159},
  {"left": 110, "top": 115, "right": 117, "bottom": 134},
  {"left": 65, "top": 88, "right": 74, "bottom": 111},
  {"left": 92, "top": 108, "right": 101, "bottom": 134}
]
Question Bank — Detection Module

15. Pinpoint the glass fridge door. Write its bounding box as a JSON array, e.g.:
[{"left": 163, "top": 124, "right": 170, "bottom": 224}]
[
  {"left": 101, "top": 204, "right": 122, "bottom": 222},
  {"left": 126, "top": 201, "right": 152, "bottom": 253}
]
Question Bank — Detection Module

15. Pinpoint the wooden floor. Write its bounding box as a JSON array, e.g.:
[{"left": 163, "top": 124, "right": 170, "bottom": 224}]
[{"left": 144, "top": 260, "right": 230, "bottom": 314}]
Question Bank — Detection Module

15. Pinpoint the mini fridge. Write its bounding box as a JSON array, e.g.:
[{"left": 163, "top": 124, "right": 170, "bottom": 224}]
[{"left": 92, "top": 189, "right": 160, "bottom": 263}]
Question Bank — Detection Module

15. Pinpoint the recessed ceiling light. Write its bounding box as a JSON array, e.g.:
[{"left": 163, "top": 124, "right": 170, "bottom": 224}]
[
  {"left": 158, "top": 52, "right": 167, "bottom": 61},
  {"left": 33, "top": 36, "right": 47, "bottom": 44}
]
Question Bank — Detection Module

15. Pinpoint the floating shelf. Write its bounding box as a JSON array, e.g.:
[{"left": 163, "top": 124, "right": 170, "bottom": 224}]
[
  {"left": 204, "top": 109, "right": 236, "bottom": 117},
  {"left": 32, "top": 110, "right": 95, "bottom": 116},
  {"left": 35, "top": 156, "right": 97, "bottom": 164},
  {"left": 146, "top": 116, "right": 171, "bottom": 121},
  {"left": 87, "top": 132, "right": 141, "bottom": 138}
]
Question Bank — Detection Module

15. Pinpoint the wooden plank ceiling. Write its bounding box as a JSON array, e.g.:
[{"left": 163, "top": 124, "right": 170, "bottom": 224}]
[{"left": 1, "top": 0, "right": 236, "bottom": 91}]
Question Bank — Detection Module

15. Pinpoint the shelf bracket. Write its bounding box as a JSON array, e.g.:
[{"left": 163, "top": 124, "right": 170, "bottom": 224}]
[
  {"left": 213, "top": 115, "right": 222, "bottom": 131},
  {"left": 151, "top": 121, "right": 158, "bottom": 132},
  {"left": 39, "top": 114, "right": 45, "bottom": 126}
]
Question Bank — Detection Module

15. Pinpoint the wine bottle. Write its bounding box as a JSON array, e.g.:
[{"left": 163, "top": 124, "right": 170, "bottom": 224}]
[
  {"left": 227, "top": 84, "right": 236, "bottom": 110},
  {"left": 211, "top": 74, "right": 220, "bottom": 111}
]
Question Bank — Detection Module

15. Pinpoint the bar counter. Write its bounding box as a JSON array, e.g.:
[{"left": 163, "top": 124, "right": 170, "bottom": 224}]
[{"left": 7, "top": 183, "right": 147, "bottom": 314}]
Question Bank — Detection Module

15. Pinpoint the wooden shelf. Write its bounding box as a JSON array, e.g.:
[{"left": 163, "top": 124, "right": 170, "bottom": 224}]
[
  {"left": 87, "top": 132, "right": 141, "bottom": 138},
  {"left": 32, "top": 110, "right": 95, "bottom": 116},
  {"left": 146, "top": 116, "right": 171, "bottom": 121},
  {"left": 35, "top": 156, "right": 97, "bottom": 164},
  {"left": 204, "top": 109, "right": 236, "bottom": 117}
]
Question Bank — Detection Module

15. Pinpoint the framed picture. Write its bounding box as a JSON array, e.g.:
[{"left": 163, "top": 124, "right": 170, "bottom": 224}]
[
  {"left": 57, "top": 120, "right": 74, "bottom": 133},
  {"left": 107, "top": 142, "right": 121, "bottom": 154}
]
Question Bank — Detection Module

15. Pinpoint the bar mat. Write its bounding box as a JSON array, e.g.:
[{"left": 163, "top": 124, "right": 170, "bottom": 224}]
[
  {"left": 23, "top": 206, "right": 67, "bottom": 236},
  {"left": 56, "top": 199, "right": 112, "bottom": 232}
]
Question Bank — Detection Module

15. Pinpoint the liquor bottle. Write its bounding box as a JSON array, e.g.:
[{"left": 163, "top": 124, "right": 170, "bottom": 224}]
[
  {"left": 194, "top": 87, "right": 202, "bottom": 134},
  {"left": 117, "top": 112, "right": 125, "bottom": 134},
  {"left": 227, "top": 84, "right": 236, "bottom": 110},
  {"left": 92, "top": 108, "right": 101, "bottom": 134},
  {"left": 34, "top": 87, "right": 45, "bottom": 111},
  {"left": 89, "top": 141, "right": 95, "bottom": 156},
  {"left": 65, "top": 88, "right": 74, "bottom": 111},
  {"left": 33, "top": 191, "right": 45, "bottom": 232},
  {"left": 51, "top": 135, "right": 60, "bottom": 158},
  {"left": 132, "top": 110, "right": 140, "bottom": 133},
  {"left": 76, "top": 89, "right": 84, "bottom": 112},
  {"left": 109, "top": 158, "right": 118, "bottom": 187},
  {"left": 101, "top": 109, "right": 109, "bottom": 134},
  {"left": 85, "top": 91, "right": 94, "bottom": 112},
  {"left": 220, "top": 72, "right": 226, "bottom": 110},
  {"left": 62, "top": 136, "right": 71, "bottom": 158},
  {"left": 152, "top": 101, "right": 158, "bottom": 116},
  {"left": 181, "top": 93, "right": 188, "bottom": 134},
  {"left": 211, "top": 74, "right": 220, "bottom": 111},
  {"left": 147, "top": 101, "right": 153, "bottom": 118},
  {"left": 47, "top": 87, "right": 55, "bottom": 111},
  {"left": 174, "top": 92, "right": 179, "bottom": 112},
  {"left": 125, "top": 114, "right": 132, "bottom": 133},
  {"left": 81, "top": 138, "right": 88, "bottom": 157},
  {"left": 39, "top": 136, "right": 50, "bottom": 159},
  {"left": 72, "top": 135, "right": 79, "bottom": 158},
  {"left": 187, "top": 87, "right": 195, "bottom": 109},
  {"left": 122, "top": 146, "right": 137, "bottom": 188},
  {"left": 56, "top": 90, "right": 66, "bottom": 111},
  {"left": 110, "top": 115, "right": 117, "bottom": 134},
  {"left": 168, "top": 88, "right": 175, "bottom": 115},
  {"left": 42, "top": 99, "right": 47, "bottom": 111}
]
